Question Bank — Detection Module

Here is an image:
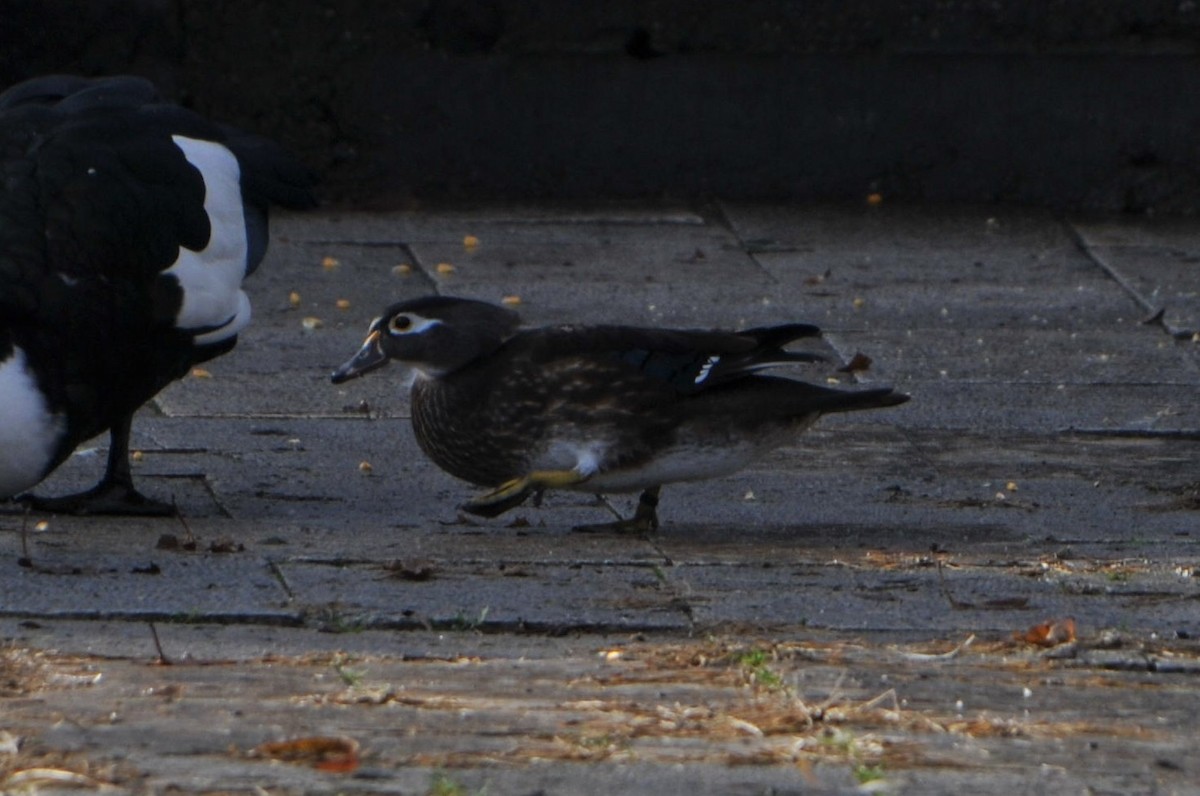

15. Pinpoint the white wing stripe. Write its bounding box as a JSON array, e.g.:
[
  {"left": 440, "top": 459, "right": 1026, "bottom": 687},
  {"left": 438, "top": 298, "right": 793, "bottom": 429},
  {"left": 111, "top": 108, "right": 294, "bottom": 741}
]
[{"left": 162, "top": 135, "right": 250, "bottom": 342}]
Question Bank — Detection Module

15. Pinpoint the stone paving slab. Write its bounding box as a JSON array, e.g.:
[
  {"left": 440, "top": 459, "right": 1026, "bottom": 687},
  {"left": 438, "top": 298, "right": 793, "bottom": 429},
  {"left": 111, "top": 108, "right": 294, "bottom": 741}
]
[
  {"left": 1072, "top": 216, "right": 1200, "bottom": 338},
  {"left": 2, "top": 203, "right": 1199, "bottom": 794}
]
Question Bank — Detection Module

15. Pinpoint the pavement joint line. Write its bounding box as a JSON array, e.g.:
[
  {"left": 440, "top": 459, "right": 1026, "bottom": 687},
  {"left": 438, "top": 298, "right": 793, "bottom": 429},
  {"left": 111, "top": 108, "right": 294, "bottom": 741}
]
[{"left": 1064, "top": 218, "right": 1165, "bottom": 321}]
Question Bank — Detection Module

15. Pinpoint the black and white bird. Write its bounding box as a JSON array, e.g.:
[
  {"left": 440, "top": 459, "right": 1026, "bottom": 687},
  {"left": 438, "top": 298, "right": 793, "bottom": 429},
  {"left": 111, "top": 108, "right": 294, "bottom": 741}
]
[
  {"left": 332, "top": 295, "right": 909, "bottom": 531},
  {"left": 0, "top": 74, "right": 315, "bottom": 514}
]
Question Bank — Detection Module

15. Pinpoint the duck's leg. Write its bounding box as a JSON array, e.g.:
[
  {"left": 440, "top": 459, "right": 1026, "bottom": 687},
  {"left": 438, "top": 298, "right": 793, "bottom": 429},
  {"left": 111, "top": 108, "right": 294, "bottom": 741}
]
[
  {"left": 21, "top": 414, "right": 174, "bottom": 516},
  {"left": 461, "top": 469, "right": 588, "bottom": 518},
  {"left": 574, "top": 486, "right": 661, "bottom": 534}
]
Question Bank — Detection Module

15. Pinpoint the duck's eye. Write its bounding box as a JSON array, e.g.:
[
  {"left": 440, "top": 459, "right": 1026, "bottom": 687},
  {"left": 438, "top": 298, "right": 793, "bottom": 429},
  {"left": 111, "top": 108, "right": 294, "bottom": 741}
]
[{"left": 388, "top": 315, "right": 413, "bottom": 333}]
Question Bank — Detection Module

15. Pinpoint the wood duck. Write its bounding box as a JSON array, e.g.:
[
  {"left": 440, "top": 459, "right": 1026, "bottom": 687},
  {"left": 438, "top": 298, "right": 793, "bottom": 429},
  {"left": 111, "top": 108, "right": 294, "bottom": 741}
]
[
  {"left": 0, "top": 74, "right": 315, "bottom": 514},
  {"left": 332, "top": 295, "right": 909, "bottom": 531}
]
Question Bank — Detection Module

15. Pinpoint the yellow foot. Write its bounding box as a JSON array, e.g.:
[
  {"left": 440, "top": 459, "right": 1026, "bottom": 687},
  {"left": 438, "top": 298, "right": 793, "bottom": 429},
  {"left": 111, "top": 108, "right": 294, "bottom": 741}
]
[
  {"left": 461, "top": 469, "right": 587, "bottom": 519},
  {"left": 573, "top": 487, "right": 660, "bottom": 534}
]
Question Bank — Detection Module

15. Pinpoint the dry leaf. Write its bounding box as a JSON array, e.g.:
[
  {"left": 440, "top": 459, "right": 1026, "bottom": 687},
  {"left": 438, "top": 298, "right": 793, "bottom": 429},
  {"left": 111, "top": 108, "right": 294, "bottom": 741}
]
[
  {"left": 383, "top": 559, "right": 435, "bottom": 581},
  {"left": 837, "top": 352, "right": 873, "bottom": 373},
  {"left": 250, "top": 736, "right": 359, "bottom": 773},
  {"left": 208, "top": 537, "right": 244, "bottom": 554},
  {"left": 1017, "top": 617, "right": 1076, "bottom": 647}
]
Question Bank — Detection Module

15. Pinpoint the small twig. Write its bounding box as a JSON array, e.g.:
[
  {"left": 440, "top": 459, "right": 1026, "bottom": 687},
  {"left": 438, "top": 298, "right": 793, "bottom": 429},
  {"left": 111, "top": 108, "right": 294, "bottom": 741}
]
[
  {"left": 172, "top": 495, "right": 196, "bottom": 546},
  {"left": 893, "top": 634, "right": 977, "bottom": 662},
  {"left": 148, "top": 622, "right": 172, "bottom": 665},
  {"left": 17, "top": 504, "right": 33, "bottom": 567},
  {"left": 937, "top": 559, "right": 974, "bottom": 610}
]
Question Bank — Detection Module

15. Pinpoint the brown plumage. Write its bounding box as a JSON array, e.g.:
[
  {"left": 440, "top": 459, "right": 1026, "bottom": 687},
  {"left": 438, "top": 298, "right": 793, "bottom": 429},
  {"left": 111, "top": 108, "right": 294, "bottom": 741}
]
[{"left": 333, "top": 295, "right": 908, "bottom": 531}]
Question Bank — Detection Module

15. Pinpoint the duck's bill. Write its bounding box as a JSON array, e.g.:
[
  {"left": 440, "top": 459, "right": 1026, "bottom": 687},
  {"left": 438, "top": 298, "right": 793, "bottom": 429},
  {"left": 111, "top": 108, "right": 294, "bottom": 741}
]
[{"left": 331, "top": 330, "right": 388, "bottom": 383}]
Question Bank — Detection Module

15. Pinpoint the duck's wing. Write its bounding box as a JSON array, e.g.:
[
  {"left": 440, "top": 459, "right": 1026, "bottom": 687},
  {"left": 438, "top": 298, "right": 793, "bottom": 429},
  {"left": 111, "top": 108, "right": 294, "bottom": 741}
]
[{"left": 519, "top": 322, "right": 826, "bottom": 395}]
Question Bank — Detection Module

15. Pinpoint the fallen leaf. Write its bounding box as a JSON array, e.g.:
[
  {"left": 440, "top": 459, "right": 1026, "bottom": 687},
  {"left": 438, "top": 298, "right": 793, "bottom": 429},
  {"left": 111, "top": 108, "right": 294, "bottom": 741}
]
[
  {"left": 837, "top": 352, "right": 873, "bottom": 373},
  {"left": 383, "top": 559, "right": 435, "bottom": 581},
  {"left": 1017, "top": 617, "right": 1076, "bottom": 647},
  {"left": 208, "top": 537, "right": 244, "bottom": 554},
  {"left": 250, "top": 736, "right": 359, "bottom": 773}
]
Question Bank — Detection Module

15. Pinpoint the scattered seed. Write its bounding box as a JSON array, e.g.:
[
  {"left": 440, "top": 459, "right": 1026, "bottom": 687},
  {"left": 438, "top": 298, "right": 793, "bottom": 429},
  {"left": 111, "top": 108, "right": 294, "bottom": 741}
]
[
  {"left": 321, "top": 256, "right": 339, "bottom": 270},
  {"left": 288, "top": 291, "right": 301, "bottom": 307},
  {"left": 463, "top": 234, "right": 480, "bottom": 249},
  {"left": 301, "top": 317, "right": 324, "bottom": 331},
  {"left": 358, "top": 461, "right": 373, "bottom": 474},
  {"left": 191, "top": 368, "right": 212, "bottom": 379},
  {"left": 393, "top": 263, "right": 412, "bottom": 275},
  {"left": 501, "top": 295, "right": 522, "bottom": 306},
  {"left": 335, "top": 299, "right": 351, "bottom": 310},
  {"left": 436, "top": 262, "right": 455, "bottom": 274}
]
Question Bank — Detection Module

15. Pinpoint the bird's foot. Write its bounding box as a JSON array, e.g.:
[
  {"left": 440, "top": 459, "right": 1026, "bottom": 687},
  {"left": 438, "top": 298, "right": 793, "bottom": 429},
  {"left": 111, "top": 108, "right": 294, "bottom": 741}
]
[
  {"left": 20, "top": 481, "right": 175, "bottom": 517},
  {"left": 461, "top": 470, "right": 586, "bottom": 519},
  {"left": 573, "top": 488, "right": 660, "bottom": 534}
]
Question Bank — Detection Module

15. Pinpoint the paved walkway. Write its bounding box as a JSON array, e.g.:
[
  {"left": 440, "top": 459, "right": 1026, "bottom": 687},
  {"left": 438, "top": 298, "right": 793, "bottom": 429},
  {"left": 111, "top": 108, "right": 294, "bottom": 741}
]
[{"left": 2, "top": 203, "right": 1198, "bottom": 794}]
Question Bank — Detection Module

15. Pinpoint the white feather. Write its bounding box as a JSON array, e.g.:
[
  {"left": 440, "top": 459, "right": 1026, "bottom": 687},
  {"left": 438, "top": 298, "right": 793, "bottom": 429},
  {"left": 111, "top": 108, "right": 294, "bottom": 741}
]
[
  {"left": 0, "top": 348, "right": 66, "bottom": 497},
  {"left": 581, "top": 443, "right": 762, "bottom": 493},
  {"left": 161, "top": 135, "right": 250, "bottom": 345}
]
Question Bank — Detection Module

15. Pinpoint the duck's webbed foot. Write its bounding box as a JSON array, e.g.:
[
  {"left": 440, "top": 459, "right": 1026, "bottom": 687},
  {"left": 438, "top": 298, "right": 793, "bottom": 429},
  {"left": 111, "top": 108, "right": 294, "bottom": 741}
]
[
  {"left": 573, "top": 487, "right": 661, "bottom": 534},
  {"left": 461, "top": 469, "right": 587, "bottom": 518}
]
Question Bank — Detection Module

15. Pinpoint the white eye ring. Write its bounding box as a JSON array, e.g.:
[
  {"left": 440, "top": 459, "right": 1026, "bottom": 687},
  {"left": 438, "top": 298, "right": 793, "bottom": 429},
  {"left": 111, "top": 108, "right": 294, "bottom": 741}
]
[{"left": 386, "top": 314, "right": 442, "bottom": 336}]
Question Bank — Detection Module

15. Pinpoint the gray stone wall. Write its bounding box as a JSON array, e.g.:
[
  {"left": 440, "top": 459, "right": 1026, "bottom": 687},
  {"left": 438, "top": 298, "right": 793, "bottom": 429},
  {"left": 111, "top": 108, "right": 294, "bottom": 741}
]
[{"left": 4, "top": 0, "right": 1199, "bottom": 210}]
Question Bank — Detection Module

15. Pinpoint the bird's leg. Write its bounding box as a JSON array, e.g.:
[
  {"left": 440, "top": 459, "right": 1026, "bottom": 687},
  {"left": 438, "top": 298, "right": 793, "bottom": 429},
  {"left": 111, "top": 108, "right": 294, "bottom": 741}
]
[
  {"left": 573, "top": 486, "right": 661, "bottom": 534},
  {"left": 461, "top": 469, "right": 587, "bottom": 518},
  {"left": 21, "top": 414, "right": 174, "bottom": 516}
]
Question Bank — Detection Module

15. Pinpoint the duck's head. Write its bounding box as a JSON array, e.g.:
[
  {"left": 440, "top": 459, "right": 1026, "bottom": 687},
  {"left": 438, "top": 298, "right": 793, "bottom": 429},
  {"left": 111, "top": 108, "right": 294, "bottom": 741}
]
[{"left": 331, "top": 295, "right": 521, "bottom": 383}]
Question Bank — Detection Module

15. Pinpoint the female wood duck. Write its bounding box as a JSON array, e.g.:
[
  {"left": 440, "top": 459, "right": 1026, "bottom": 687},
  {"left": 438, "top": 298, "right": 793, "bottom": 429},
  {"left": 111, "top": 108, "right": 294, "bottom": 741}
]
[
  {"left": 0, "top": 74, "right": 315, "bottom": 514},
  {"left": 332, "top": 295, "right": 909, "bottom": 531}
]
